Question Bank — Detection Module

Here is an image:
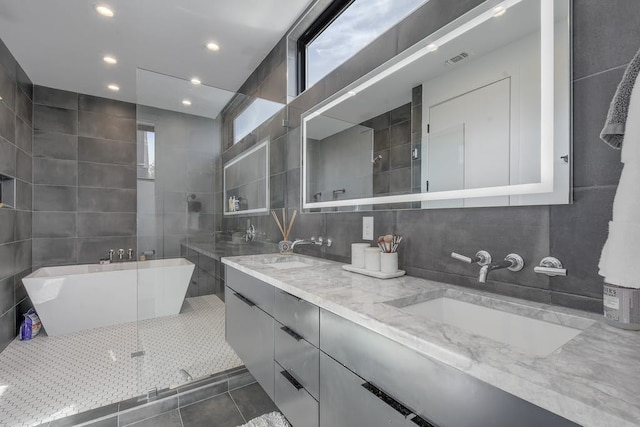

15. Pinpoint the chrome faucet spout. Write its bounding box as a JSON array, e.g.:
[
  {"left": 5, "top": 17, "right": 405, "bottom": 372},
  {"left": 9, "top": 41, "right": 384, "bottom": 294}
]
[
  {"left": 291, "top": 239, "right": 320, "bottom": 249},
  {"left": 478, "top": 253, "right": 525, "bottom": 283},
  {"left": 478, "top": 260, "right": 513, "bottom": 283}
]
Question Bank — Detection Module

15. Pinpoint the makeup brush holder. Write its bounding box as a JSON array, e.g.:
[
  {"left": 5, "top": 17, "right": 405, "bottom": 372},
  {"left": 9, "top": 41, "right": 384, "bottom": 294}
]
[{"left": 380, "top": 252, "right": 398, "bottom": 274}]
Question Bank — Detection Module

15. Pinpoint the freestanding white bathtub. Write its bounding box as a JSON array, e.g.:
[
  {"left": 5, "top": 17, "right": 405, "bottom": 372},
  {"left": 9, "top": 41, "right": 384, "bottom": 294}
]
[{"left": 22, "top": 258, "right": 195, "bottom": 336}]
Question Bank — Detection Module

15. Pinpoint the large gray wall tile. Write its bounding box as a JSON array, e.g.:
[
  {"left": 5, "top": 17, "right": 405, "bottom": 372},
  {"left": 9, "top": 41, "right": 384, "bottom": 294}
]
[
  {"left": 15, "top": 148, "right": 31, "bottom": 182},
  {"left": 572, "top": 69, "right": 624, "bottom": 188},
  {"left": 572, "top": 0, "right": 640, "bottom": 79},
  {"left": 0, "top": 136, "right": 17, "bottom": 177},
  {"left": 78, "top": 137, "right": 136, "bottom": 165},
  {"left": 34, "top": 86, "right": 78, "bottom": 110},
  {"left": 0, "top": 63, "right": 16, "bottom": 112},
  {"left": 34, "top": 105, "right": 77, "bottom": 135},
  {"left": 33, "top": 185, "right": 76, "bottom": 211},
  {"left": 15, "top": 210, "right": 31, "bottom": 241},
  {"left": 14, "top": 180, "right": 32, "bottom": 211},
  {"left": 78, "top": 110, "right": 135, "bottom": 142},
  {"left": 33, "top": 212, "right": 76, "bottom": 238},
  {"left": 78, "top": 187, "right": 136, "bottom": 212},
  {"left": 78, "top": 94, "right": 135, "bottom": 118},
  {"left": 0, "top": 308, "right": 16, "bottom": 352},
  {"left": 0, "top": 102, "right": 15, "bottom": 144},
  {"left": 0, "top": 243, "right": 16, "bottom": 280},
  {"left": 33, "top": 131, "right": 78, "bottom": 160},
  {"left": 77, "top": 213, "right": 136, "bottom": 237},
  {"left": 32, "top": 238, "right": 77, "bottom": 267},
  {"left": 33, "top": 158, "right": 77, "bottom": 186},
  {"left": 15, "top": 117, "right": 32, "bottom": 154},
  {"left": 0, "top": 276, "right": 14, "bottom": 315},
  {"left": 78, "top": 162, "right": 136, "bottom": 189},
  {"left": 14, "top": 87, "right": 32, "bottom": 126},
  {"left": 0, "top": 208, "right": 15, "bottom": 244}
]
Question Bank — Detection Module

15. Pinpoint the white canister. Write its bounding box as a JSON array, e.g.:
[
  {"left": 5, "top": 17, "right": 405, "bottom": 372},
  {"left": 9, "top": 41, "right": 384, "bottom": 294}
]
[
  {"left": 380, "top": 252, "right": 398, "bottom": 274},
  {"left": 351, "top": 243, "right": 371, "bottom": 269},
  {"left": 365, "top": 247, "right": 381, "bottom": 271}
]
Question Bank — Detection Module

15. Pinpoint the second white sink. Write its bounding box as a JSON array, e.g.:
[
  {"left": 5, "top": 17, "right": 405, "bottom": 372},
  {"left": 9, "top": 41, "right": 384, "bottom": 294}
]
[{"left": 395, "top": 294, "right": 591, "bottom": 357}]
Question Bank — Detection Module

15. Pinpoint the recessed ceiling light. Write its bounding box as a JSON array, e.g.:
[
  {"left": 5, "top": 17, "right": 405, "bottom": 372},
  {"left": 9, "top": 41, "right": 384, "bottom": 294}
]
[
  {"left": 190, "top": 78, "right": 201, "bottom": 85},
  {"left": 426, "top": 43, "right": 438, "bottom": 52},
  {"left": 103, "top": 56, "right": 117, "bottom": 65},
  {"left": 95, "top": 5, "right": 114, "bottom": 17},
  {"left": 182, "top": 99, "right": 192, "bottom": 106},
  {"left": 493, "top": 6, "right": 507, "bottom": 17},
  {"left": 107, "top": 84, "right": 120, "bottom": 92},
  {"left": 206, "top": 42, "right": 220, "bottom": 52}
]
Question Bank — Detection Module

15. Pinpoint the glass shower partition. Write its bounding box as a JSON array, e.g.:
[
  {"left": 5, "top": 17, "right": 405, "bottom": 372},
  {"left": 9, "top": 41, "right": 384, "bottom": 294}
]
[{"left": 133, "top": 69, "right": 237, "bottom": 396}]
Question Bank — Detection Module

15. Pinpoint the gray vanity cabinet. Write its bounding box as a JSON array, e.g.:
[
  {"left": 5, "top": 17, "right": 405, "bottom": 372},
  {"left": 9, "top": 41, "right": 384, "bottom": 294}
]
[
  {"left": 226, "top": 268, "right": 320, "bottom": 427},
  {"left": 273, "top": 289, "right": 320, "bottom": 427},
  {"left": 320, "top": 309, "right": 579, "bottom": 427},
  {"left": 320, "top": 352, "right": 417, "bottom": 427},
  {"left": 225, "top": 268, "right": 276, "bottom": 400}
]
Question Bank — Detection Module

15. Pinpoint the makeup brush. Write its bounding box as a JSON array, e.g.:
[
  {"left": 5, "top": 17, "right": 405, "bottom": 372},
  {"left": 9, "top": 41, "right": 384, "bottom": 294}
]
[{"left": 384, "top": 234, "right": 393, "bottom": 253}]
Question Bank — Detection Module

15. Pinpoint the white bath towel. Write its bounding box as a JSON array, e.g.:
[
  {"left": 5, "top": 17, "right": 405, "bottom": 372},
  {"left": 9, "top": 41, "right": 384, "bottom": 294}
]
[{"left": 599, "top": 68, "right": 640, "bottom": 288}]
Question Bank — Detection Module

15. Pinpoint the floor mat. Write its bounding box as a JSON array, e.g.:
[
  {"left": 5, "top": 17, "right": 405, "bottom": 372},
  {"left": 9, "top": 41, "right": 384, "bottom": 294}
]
[{"left": 238, "top": 412, "right": 291, "bottom": 427}]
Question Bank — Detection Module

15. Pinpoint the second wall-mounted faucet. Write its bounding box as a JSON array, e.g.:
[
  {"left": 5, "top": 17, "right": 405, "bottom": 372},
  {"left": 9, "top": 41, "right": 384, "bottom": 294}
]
[{"left": 451, "top": 250, "right": 524, "bottom": 283}]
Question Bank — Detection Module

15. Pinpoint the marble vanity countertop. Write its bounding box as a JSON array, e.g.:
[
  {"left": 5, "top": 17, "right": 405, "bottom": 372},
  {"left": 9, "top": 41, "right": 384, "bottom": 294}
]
[{"left": 222, "top": 253, "right": 640, "bottom": 427}]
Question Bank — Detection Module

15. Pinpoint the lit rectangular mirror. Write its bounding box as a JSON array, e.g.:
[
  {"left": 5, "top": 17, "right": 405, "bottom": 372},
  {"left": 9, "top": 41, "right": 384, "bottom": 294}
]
[
  {"left": 302, "top": 0, "right": 570, "bottom": 211},
  {"left": 224, "top": 139, "right": 270, "bottom": 215}
]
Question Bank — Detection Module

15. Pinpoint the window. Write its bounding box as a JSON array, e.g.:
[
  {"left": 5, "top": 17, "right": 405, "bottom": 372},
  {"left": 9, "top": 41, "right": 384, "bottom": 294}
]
[
  {"left": 233, "top": 98, "right": 283, "bottom": 144},
  {"left": 137, "top": 124, "right": 155, "bottom": 180},
  {"left": 298, "top": 0, "right": 428, "bottom": 92}
]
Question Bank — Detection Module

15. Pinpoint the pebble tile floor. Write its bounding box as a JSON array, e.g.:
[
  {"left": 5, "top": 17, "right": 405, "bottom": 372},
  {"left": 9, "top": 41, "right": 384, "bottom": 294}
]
[{"left": 0, "top": 295, "right": 242, "bottom": 427}]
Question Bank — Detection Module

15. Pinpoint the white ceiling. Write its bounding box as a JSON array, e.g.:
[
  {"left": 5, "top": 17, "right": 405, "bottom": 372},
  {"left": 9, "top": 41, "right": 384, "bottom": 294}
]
[{"left": 0, "top": 0, "right": 312, "bottom": 114}]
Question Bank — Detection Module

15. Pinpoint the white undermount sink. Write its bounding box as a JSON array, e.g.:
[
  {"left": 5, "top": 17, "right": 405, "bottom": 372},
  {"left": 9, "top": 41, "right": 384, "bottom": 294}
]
[
  {"left": 389, "top": 291, "right": 594, "bottom": 357},
  {"left": 262, "top": 255, "right": 327, "bottom": 270}
]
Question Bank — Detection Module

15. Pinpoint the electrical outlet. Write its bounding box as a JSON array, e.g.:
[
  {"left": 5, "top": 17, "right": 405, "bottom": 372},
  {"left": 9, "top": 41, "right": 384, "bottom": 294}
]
[{"left": 362, "top": 216, "right": 374, "bottom": 240}]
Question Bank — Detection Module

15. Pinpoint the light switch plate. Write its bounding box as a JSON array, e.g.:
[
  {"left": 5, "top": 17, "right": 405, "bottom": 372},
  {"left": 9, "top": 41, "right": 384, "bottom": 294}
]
[{"left": 362, "top": 216, "right": 374, "bottom": 240}]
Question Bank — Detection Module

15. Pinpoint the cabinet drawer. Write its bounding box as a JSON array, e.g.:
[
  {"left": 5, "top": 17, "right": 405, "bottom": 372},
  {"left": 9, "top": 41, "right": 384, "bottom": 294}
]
[
  {"left": 274, "top": 361, "right": 319, "bottom": 427},
  {"left": 226, "top": 267, "right": 275, "bottom": 316},
  {"left": 320, "top": 352, "right": 420, "bottom": 427},
  {"left": 274, "top": 289, "right": 319, "bottom": 347},
  {"left": 320, "top": 309, "right": 579, "bottom": 427},
  {"left": 274, "top": 321, "right": 319, "bottom": 400},
  {"left": 226, "top": 286, "right": 274, "bottom": 399}
]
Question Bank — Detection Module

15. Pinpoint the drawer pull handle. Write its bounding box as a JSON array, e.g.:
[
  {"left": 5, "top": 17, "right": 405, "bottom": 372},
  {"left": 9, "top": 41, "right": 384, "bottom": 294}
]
[
  {"left": 362, "top": 382, "right": 437, "bottom": 427},
  {"left": 280, "top": 326, "right": 304, "bottom": 341},
  {"left": 281, "top": 290, "right": 302, "bottom": 301},
  {"left": 411, "top": 416, "right": 437, "bottom": 427},
  {"left": 234, "top": 292, "right": 256, "bottom": 307},
  {"left": 280, "top": 370, "right": 304, "bottom": 390},
  {"left": 362, "top": 382, "right": 414, "bottom": 418}
]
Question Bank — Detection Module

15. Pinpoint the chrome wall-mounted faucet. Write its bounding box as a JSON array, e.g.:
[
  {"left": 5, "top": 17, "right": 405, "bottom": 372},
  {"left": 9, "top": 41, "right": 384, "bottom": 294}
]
[
  {"left": 451, "top": 250, "right": 492, "bottom": 266},
  {"left": 291, "top": 237, "right": 333, "bottom": 249},
  {"left": 478, "top": 254, "right": 524, "bottom": 283}
]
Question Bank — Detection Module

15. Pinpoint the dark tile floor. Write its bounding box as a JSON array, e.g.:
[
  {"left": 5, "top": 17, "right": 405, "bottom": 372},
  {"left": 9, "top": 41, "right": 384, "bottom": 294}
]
[{"left": 125, "top": 383, "right": 279, "bottom": 427}]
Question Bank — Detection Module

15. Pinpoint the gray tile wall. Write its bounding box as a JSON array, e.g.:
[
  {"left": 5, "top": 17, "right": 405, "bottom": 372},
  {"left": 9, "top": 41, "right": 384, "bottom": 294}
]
[
  {"left": 136, "top": 106, "right": 221, "bottom": 260},
  {"left": 0, "top": 38, "right": 33, "bottom": 351},
  {"left": 32, "top": 86, "right": 137, "bottom": 268},
  {"left": 221, "top": 0, "right": 640, "bottom": 313}
]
